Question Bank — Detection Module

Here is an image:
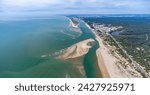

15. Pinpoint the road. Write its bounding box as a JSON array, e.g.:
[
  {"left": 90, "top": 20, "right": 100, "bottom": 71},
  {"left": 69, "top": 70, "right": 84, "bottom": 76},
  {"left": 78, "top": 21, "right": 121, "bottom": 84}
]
[{"left": 107, "top": 33, "right": 149, "bottom": 78}]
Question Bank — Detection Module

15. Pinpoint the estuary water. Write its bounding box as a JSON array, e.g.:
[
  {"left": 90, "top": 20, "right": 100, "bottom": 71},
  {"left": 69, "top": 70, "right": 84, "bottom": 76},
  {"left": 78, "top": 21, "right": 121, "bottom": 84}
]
[{"left": 0, "top": 15, "right": 100, "bottom": 78}]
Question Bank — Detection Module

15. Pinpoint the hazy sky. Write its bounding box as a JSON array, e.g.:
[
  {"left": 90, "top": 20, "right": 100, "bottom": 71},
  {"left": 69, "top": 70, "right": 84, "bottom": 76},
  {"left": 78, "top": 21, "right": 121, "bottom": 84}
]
[{"left": 0, "top": 0, "right": 150, "bottom": 14}]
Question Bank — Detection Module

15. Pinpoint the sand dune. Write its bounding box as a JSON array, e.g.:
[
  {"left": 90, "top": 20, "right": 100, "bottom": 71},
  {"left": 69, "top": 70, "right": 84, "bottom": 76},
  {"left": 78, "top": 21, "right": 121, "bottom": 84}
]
[{"left": 59, "top": 39, "right": 95, "bottom": 60}]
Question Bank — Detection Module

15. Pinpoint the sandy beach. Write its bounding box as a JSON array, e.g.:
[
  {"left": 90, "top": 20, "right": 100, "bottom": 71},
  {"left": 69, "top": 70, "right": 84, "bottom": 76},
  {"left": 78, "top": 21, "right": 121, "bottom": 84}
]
[
  {"left": 96, "top": 48, "right": 110, "bottom": 78},
  {"left": 85, "top": 23, "right": 134, "bottom": 78},
  {"left": 68, "top": 18, "right": 82, "bottom": 33},
  {"left": 58, "top": 38, "right": 95, "bottom": 77},
  {"left": 69, "top": 18, "right": 79, "bottom": 28},
  {"left": 59, "top": 39, "right": 95, "bottom": 60},
  {"left": 58, "top": 19, "right": 140, "bottom": 78}
]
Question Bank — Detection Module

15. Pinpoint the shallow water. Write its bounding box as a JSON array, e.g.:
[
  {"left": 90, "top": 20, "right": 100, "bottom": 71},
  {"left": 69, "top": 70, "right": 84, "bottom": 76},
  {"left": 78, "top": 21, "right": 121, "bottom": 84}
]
[
  {"left": 0, "top": 15, "right": 101, "bottom": 78},
  {"left": 78, "top": 20, "right": 101, "bottom": 78}
]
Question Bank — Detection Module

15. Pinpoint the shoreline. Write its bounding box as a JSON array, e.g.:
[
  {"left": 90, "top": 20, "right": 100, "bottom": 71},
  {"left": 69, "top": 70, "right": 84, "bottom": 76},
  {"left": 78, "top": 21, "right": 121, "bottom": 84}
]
[
  {"left": 58, "top": 39, "right": 95, "bottom": 60},
  {"left": 69, "top": 18, "right": 79, "bottom": 28},
  {"left": 96, "top": 48, "right": 110, "bottom": 78},
  {"left": 84, "top": 22, "right": 110, "bottom": 78},
  {"left": 84, "top": 22, "right": 133, "bottom": 78},
  {"left": 58, "top": 38, "right": 95, "bottom": 77},
  {"left": 67, "top": 17, "right": 82, "bottom": 34}
]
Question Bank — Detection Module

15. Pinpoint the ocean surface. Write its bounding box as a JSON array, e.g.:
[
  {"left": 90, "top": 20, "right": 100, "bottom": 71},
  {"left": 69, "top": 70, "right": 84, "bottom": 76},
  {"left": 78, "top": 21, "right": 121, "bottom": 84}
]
[{"left": 0, "top": 15, "right": 100, "bottom": 78}]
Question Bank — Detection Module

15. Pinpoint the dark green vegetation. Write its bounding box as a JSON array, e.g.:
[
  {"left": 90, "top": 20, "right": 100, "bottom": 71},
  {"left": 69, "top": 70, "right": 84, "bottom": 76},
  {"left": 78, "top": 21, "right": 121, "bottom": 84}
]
[
  {"left": 82, "top": 15, "right": 150, "bottom": 71},
  {"left": 104, "top": 35, "right": 132, "bottom": 63}
]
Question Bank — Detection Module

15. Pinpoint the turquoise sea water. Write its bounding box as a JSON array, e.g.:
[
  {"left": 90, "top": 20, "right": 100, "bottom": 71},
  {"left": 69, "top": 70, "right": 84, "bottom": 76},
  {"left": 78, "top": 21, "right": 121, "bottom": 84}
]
[{"left": 0, "top": 15, "right": 100, "bottom": 78}]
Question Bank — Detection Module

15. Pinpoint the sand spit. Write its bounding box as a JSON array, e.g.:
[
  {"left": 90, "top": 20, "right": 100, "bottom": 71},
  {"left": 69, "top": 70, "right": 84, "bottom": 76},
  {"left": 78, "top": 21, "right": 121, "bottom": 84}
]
[
  {"left": 68, "top": 18, "right": 82, "bottom": 34},
  {"left": 69, "top": 18, "right": 79, "bottom": 28},
  {"left": 58, "top": 39, "right": 95, "bottom": 60}
]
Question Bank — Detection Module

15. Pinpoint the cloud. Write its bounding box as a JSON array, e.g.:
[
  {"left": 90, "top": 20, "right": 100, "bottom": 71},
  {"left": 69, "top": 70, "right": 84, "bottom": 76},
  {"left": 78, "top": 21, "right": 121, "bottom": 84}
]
[
  {"left": 0, "top": 0, "right": 150, "bottom": 14},
  {"left": 0, "top": 0, "right": 61, "bottom": 11}
]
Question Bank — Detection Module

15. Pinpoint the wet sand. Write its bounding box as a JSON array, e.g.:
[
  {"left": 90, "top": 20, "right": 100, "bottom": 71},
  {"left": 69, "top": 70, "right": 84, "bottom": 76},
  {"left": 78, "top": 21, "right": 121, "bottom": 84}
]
[
  {"left": 96, "top": 49, "right": 110, "bottom": 78},
  {"left": 59, "top": 39, "right": 95, "bottom": 60},
  {"left": 58, "top": 39, "right": 95, "bottom": 77},
  {"left": 68, "top": 18, "right": 82, "bottom": 33}
]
